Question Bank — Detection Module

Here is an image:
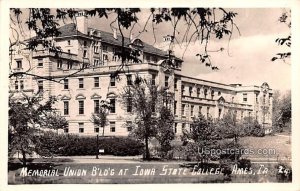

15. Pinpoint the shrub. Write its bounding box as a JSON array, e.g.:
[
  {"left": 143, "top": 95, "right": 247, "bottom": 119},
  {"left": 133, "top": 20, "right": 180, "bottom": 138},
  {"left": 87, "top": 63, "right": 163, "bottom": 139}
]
[{"left": 36, "top": 131, "right": 144, "bottom": 156}]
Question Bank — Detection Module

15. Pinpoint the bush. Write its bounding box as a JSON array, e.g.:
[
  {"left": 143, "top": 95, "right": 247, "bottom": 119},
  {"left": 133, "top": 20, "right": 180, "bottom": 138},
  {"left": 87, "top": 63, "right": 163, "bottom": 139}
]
[
  {"left": 242, "top": 118, "right": 265, "bottom": 137},
  {"left": 36, "top": 131, "right": 144, "bottom": 156}
]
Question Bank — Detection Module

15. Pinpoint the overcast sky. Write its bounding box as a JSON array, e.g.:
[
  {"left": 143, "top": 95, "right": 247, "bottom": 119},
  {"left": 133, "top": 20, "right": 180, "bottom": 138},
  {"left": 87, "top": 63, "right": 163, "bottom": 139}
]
[
  {"left": 14, "top": 8, "right": 291, "bottom": 91},
  {"left": 89, "top": 8, "right": 291, "bottom": 91}
]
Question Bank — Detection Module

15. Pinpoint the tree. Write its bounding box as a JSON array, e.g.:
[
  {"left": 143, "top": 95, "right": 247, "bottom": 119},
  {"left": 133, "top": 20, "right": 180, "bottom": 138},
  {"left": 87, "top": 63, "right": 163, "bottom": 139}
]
[
  {"left": 120, "top": 77, "right": 174, "bottom": 160},
  {"left": 182, "top": 114, "right": 218, "bottom": 163},
  {"left": 271, "top": 10, "right": 291, "bottom": 63},
  {"left": 155, "top": 106, "right": 175, "bottom": 158},
  {"left": 91, "top": 100, "right": 110, "bottom": 136},
  {"left": 9, "top": 93, "right": 67, "bottom": 166},
  {"left": 215, "top": 111, "right": 243, "bottom": 163},
  {"left": 272, "top": 90, "right": 291, "bottom": 133}
]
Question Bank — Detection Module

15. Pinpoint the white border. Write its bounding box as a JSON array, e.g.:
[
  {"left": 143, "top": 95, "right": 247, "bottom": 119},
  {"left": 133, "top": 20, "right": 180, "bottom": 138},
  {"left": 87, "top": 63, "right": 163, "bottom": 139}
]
[{"left": 1, "top": 0, "right": 299, "bottom": 191}]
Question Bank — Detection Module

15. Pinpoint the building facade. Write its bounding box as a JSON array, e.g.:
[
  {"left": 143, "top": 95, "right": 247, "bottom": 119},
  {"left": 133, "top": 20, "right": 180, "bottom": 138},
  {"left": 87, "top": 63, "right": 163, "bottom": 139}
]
[{"left": 9, "top": 12, "right": 273, "bottom": 136}]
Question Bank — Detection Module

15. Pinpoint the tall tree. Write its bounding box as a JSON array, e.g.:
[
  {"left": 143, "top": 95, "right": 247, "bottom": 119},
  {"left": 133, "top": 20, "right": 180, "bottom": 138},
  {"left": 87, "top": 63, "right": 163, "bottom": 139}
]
[
  {"left": 182, "top": 114, "right": 218, "bottom": 163},
  {"left": 9, "top": 93, "right": 67, "bottom": 166},
  {"left": 120, "top": 77, "right": 174, "bottom": 160}
]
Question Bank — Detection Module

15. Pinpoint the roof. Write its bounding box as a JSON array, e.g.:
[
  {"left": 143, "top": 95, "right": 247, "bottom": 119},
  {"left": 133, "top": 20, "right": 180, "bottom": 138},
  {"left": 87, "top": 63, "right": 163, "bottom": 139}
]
[
  {"left": 56, "top": 23, "right": 181, "bottom": 60},
  {"left": 57, "top": 23, "right": 87, "bottom": 37}
]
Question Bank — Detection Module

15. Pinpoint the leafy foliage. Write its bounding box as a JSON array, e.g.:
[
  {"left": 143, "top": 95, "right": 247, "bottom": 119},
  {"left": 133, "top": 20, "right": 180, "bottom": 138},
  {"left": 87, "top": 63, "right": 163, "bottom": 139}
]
[
  {"left": 9, "top": 94, "right": 67, "bottom": 166},
  {"left": 271, "top": 10, "right": 291, "bottom": 63},
  {"left": 120, "top": 77, "right": 175, "bottom": 160},
  {"left": 36, "top": 131, "right": 144, "bottom": 156},
  {"left": 272, "top": 90, "right": 291, "bottom": 132},
  {"left": 155, "top": 106, "right": 175, "bottom": 158},
  {"left": 181, "top": 114, "right": 219, "bottom": 163}
]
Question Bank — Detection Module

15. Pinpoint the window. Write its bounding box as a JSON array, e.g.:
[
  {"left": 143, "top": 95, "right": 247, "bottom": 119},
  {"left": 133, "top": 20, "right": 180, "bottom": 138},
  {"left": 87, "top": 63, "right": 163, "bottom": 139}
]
[
  {"left": 151, "top": 74, "right": 156, "bottom": 85},
  {"left": 102, "top": 45, "right": 108, "bottom": 52},
  {"left": 218, "top": 91, "right": 221, "bottom": 96},
  {"left": 57, "top": 60, "right": 62, "bottom": 69},
  {"left": 94, "top": 100, "right": 100, "bottom": 113},
  {"left": 165, "top": 76, "right": 169, "bottom": 87},
  {"left": 126, "top": 74, "right": 132, "bottom": 85},
  {"left": 198, "top": 106, "right": 202, "bottom": 116},
  {"left": 38, "top": 58, "right": 43, "bottom": 67},
  {"left": 94, "top": 41, "right": 100, "bottom": 53},
  {"left": 20, "top": 80, "right": 24, "bottom": 90},
  {"left": 255, "top": 93, "right": 258, "bottom": 103},
  {"left": 174, "top": 101, "right": 177, "bottom": 115},
  {"left": 232, "top": 96, "right": 234, "bottom": 103},
  {"left": 83, "top": 50, "right": 87, "bottom": 58},
  {"left": 110, "top": 98, "right": 116, "bottom": 113},
  {"left": 78, "top": 100, "right": 84, "bottom": 115},
  {"left": 197, "top": 88, "right": 200, "bottom": 98},
  {"left": 243, "top": 93, "right": 248, "bottom": 102},
  {"left": 110, "top": 122, "right": 116, "bottom": 132},
  {"left": 67, "top": 61, "right": 72, "bottom": 69},
  {"left": 110, "top": 75, "right": 115, "bottom": 86},
  {"left": 16, "top": 60, "right": 22, "bottom": 69},
  {"left": 263, "top": 94, "right": 266, "bottom": 104},
  {"left": 79, "top": 123, "right": 84, "bottom": 133},
  {"left": 182, "top": 123, "right": 186, "bottom": 130},
  {"left": 68, "top": 49, "right": 71, "bottom": 54},
  {"left": 64, "top": 79, "right": 69, "bottom": 89},
  {"left": 211, "top": 90, "right": 214, "bottom": 99},
  {"left": 67, "top": 40, "right": 71, "bottom": 45},
  {"left": 83, "top": 41, "right": 87, "bottom": 47},
  {"left": 14, "top": 81, "right": 18, "bottom": 90},
  {"left": 127, "top": 121, "right": 133, "bottom": 132},
  {"left": 256, "top": 111, "right": 258, "bottom": 120},
  {"left": 94, "top": 127, "right": 100, "bottom": 133},
  {"left": 191, "top": 105, "right": 194, "bottom": 116},
  {"left": 78, "top": 78, "right": 84, "bottom": 88},
  {"left": 174, "top": 78, "right": 178, "bottom": 90},
  {"left": 189, "top": 87, "right": 192, "bottom": 97},
  {"left": 218, "top": 108, "right": 222, "bottom": 118},
  {"left": 182, "top": 104, "right": 185, "bottom": 116},
  {"left": 181, "top": 85, "right": 185, "bottom": 95},
  {"left": 204, "top": 89, "right": 207, "bottom": 99},
  {"left": 103, "top": 54, "right": 108, "bottom": 61},
  {"left": 94, "top": 77, "right": 99, "bottom": 87},
  {"left": 127, "top": 97, "right": 132, "bottom": 112},
  {"left": 38, "top": 80, "right": 43, "bottom": 92},
  {"left": 64, "top": 101, "right": 69, "bottom": 115},
  {"left": 207, "top": 107, "right": 210, "bottom": 118},
  {"left": 174, "top": 123, "right": 177, "bottom": 134},
  {"left": 94, "top": 59, "right": 100, "bottom": 66},
  {"left": 64, "top": 128, "right": 69, "bottom": 133}
]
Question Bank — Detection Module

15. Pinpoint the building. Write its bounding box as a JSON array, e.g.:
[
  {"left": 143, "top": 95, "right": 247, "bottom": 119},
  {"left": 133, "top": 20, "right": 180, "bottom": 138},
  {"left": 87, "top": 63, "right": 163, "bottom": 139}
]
[{"left": 9, "top": 11, "right": 273, "bottom": 136}]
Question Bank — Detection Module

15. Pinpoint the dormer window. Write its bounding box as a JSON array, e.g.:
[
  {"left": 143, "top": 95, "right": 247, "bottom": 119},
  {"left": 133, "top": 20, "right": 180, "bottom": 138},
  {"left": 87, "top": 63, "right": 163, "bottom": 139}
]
[{"left": 16, "top": 60, "right": 22, "bottom": 69}]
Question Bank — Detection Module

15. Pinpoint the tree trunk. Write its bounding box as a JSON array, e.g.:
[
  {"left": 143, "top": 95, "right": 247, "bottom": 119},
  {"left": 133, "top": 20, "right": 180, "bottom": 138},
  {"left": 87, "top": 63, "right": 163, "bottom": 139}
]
[
  {"left": 145, "top": 136, "right": 150, "bottom": 160},
  {"left": 21, "top": 149, "right": 27, "bottom": 166}
]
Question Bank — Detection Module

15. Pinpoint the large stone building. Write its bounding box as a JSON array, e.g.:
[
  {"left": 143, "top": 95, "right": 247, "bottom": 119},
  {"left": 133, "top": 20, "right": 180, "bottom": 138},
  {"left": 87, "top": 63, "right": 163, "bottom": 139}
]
[{"left": 9, "top": 12, "right": 273, "bottom": 136}]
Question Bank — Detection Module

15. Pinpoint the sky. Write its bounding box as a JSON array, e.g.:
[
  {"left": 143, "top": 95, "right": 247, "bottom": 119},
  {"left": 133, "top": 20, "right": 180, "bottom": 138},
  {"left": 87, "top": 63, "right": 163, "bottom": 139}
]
[
  {"left": 12, "top": 8, "right": 291, "bottom": 91},
  {"left": 87, "top": 8, "right": 292, "bottom": 91}
]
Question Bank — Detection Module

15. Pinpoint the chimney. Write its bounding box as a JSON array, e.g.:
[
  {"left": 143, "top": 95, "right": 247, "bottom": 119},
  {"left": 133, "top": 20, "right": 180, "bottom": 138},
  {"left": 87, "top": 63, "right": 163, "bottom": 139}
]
[
  {"left": 75, "top": 11, "right": 88, "bottom": 34},
  {"left": 113, "top": 29, "right": 118, "bottom": 40}
]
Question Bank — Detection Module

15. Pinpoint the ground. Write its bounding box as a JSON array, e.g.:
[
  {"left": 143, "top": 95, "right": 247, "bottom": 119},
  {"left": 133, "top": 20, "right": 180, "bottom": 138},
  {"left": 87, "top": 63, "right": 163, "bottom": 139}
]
[{"left": 7, "top": 134, "right": 292, "bottom": 184}]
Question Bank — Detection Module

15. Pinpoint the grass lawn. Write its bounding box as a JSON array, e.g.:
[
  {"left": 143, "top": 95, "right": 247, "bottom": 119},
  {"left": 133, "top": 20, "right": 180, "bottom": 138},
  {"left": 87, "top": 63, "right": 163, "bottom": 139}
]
[
  {"left": 7, "top": 135, "right": 292, "bottom": 184},
  {"left": 239, "top": 135, "right": 291, "bottom": 160}
]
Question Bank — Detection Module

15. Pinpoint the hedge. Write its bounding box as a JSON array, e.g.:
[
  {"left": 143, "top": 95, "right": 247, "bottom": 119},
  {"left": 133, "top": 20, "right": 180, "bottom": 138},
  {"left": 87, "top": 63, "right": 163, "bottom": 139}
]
[{"left": 36, "top": 131, "right": 144, "bottom": 156}]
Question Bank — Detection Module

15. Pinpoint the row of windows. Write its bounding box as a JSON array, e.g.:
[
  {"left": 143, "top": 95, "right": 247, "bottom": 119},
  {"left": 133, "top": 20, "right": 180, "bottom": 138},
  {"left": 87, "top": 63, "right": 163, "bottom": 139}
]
[
  {"left": 64, "top": 121, "right": 133, "bottom": 133},
  {"left": 181, "top": 85, "right": 223, "bottom": 99},
  {"left": 63, "top": 99, "right": 118, "bottom": 115},
  {"left": 61, "top": 74, "right": 150, "bottom": 90}
]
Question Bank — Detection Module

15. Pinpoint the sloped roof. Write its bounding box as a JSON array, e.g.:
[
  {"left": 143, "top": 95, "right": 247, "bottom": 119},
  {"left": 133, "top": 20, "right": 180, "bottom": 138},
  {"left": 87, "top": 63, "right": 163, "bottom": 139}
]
[
  {"left": 57, "top": 23, "right": 87, "bottom": 38},
  {"left": 56, "top": 23, "right": 178, "bottom": 59}
]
